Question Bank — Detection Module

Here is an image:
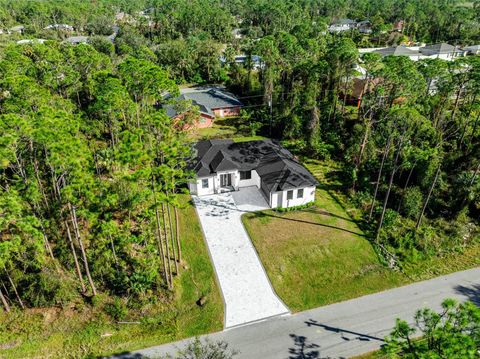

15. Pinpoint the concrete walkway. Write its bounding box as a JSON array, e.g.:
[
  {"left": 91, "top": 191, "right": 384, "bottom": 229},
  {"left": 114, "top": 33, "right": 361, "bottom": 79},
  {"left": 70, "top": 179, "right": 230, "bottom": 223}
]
[
  {"left": 113, "top": 267, "right": 480, "bottom": 359},
  {"left": 192, "top": 186, "right": 290, "bottom": 328}
]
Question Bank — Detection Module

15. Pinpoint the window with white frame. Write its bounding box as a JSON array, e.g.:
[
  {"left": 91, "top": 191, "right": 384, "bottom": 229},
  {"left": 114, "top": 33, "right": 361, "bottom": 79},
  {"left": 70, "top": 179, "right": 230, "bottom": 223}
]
[
  {"left": 287, "top": 190, "right": 293, "bottom": 200},
  {"left": 202, "top": 179, "right": 209, "bottom": 188},
  {"left": 297, "top": 188, "right": 304, "bottom": 198}
]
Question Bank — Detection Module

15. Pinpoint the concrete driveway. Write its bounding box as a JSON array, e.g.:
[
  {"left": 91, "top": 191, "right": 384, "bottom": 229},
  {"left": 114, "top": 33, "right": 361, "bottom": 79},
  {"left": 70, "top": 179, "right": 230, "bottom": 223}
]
[
  {"left": 193, "top": 186, "right": 290, "bottom": 328},
  {"left": 113, "top": 267, "right": 480, "bottom": 359}
]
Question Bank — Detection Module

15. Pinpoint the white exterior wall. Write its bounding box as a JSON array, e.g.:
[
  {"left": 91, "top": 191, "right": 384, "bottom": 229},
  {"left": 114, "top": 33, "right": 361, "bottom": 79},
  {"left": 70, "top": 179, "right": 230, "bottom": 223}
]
[
  {"left": 276, "top": 186, "right": 316, "bottom": 208},
  {"left": 270, "top": 192, "right": 278, "bottom": 208},
  {"left": 214, "top": 170, "right": 240, "bottom": 190},
  {"left": 193, "top": 176, "right": 215, "bottom": 196},
  {"left": 238, "top": 170, "right": 260, "bottom": 188}
]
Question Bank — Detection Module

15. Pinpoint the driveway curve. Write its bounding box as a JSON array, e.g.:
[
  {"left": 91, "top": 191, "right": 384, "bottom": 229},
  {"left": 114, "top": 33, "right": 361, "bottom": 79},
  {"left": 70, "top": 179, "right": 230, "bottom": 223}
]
[{"left": 193, "top": 186, "right": 290, "bottom": 328}]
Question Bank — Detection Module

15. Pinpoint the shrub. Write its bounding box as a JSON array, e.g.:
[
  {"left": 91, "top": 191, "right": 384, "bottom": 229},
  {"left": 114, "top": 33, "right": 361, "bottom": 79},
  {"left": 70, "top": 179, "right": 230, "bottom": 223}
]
[
  {"left": 274, "top": 202, "right": 314, "bottom": 213},
  {"left": 401, "top": 186, "right": 423, "bottom": 219},
  {"left": 104, "top": 297, "right": 128, "bottom": 321}
]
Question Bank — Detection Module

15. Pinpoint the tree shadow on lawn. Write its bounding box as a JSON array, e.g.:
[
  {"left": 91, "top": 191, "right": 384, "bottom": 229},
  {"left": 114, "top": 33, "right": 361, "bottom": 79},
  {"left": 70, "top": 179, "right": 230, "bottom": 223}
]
[
  {"left": 454, "top": 283, "right": 480, "bottom": 305},
  {"left": 250, "top": 211, "right": 367, "bottom": 237},
  {"left": 299, "top": 207, "right": 357, "bottom": 224}
]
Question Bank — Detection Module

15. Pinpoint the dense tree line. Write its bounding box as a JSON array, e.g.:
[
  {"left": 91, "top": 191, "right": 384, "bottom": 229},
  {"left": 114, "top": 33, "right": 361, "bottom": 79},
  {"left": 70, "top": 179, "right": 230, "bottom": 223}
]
[{"left": 0, "top": 41, "right": 195, "bottom": 311}]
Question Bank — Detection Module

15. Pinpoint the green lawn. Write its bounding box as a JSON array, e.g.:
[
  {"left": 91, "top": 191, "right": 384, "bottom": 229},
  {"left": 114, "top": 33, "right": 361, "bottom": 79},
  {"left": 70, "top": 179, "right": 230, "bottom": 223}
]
[
  {"left": 243, "top": 158, "right": 480, "bottom": 312},
  {"left": 188, "top": 117, "right": 266, "bottom": 143},
  {"left": 0, "top": 195, "right": 223, "bottom": 358}
]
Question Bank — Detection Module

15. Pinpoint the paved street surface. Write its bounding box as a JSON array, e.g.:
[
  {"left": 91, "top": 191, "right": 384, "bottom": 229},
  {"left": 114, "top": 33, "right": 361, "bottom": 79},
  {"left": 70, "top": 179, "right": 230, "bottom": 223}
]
[
  {"left": 113, "top": 267, "right": 480, "bottom": 359},
  {"left": 193, "top": 187, "right": 289, "bottom": 328}
]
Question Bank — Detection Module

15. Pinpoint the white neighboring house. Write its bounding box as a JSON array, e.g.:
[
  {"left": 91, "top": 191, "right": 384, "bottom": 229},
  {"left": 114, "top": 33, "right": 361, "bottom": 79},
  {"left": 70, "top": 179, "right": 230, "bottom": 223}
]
[
  {"left": 189, "top": 139, "right": 318, "bottom": 209},
  {"left": 419, "top": 43, "right": 464, "bottom": 61},
  {"left": 44, "top": 24, "right": 74, "bottom": 31},
  {"left": 328, "top": 18, "right": 357, "bottom": 33},
  {"left": 373, "top": 45, "right": 423, "bottom": 61},
  {"left": 17, "top": 39, "right": 46, "bottom": 44},
  {"left": 369, "top": 43, "right": 464, "bottom": 62},
  {"left": 464, "top": 45, "right": 480, "bottom": 56},
  {"left": 64, "top": 36, "right": 89, "bottom": 44}
]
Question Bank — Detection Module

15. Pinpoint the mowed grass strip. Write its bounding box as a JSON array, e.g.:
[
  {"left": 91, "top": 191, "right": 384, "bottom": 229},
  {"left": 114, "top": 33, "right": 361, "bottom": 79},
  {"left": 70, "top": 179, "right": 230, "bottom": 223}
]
[
  {"left": 243, "top": 158, "right": 480, "bottom": 312},
  {"left": 244, "top": 158, "right": 406, "bottom": 311},
  {"left": 0, "top": 194, "right": 223, "bottom": 359},
  {"left": 243, "top": 190, "right": 407, "bottom": 312}
]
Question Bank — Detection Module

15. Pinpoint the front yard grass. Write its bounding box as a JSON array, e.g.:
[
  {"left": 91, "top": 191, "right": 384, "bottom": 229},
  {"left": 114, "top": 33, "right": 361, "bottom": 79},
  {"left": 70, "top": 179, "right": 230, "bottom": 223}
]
[
  {"left": 0, "top": 195, "right": 223, "bottom": 358},
  {"left": 188, "top": 117, "right": 266, "bottom": 142},
  {"left": 243, "top": 158, "right": 480, "bottom": 312}
]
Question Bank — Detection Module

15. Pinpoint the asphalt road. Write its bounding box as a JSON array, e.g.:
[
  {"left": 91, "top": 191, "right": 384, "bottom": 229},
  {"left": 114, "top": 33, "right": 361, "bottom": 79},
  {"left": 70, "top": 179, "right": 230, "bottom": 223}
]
[{"left": 113, "top": 267, "right": 480, "bottom": 359}]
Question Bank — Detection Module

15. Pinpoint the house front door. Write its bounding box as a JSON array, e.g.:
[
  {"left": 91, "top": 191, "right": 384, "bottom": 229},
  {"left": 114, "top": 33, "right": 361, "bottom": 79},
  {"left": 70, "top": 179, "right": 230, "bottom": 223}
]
[{"left": 220, "top": 173, "right": 232, "bottom": 187}]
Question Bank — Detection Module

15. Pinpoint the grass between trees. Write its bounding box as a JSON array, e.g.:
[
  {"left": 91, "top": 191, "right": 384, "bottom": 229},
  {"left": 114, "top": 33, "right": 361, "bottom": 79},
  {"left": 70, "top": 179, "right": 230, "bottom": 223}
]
[
  {"left": 0, "top": 195, "right": 223, "bottom": 358},
  {"left": 188, "top": 116, "right": 266, "bottom": 143},
  {"left": 242, "top": 159, "right": 480, "bottom": 312}
]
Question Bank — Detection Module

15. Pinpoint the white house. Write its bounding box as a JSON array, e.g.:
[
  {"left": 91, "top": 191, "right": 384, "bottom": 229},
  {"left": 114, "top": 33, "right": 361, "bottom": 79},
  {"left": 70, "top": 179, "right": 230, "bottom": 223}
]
[
  {"left": 419, "top": 43, "right": 463, "bottom": 61},
  {"left": 189, "top": 139, "right": 318, "bottom": 209},
  {"left": 328, "top": 19, "right": 357, "bottom": 33}
]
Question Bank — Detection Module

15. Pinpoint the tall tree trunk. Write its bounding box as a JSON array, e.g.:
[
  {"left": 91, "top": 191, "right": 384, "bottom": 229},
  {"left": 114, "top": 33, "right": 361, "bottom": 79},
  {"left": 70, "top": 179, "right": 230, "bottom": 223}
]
[
  {"left": 161, "top": 202, "right": 174, "bottom": 288},
  {"left": 68, "top": 203, "right": 97, "bottom": 296},
  {"left": 166, "top": 202, "right": 178, "bottom": 274},
  {"left": 65, "top": 219, "right": 86, "bottom": 293},
  {"left": 174, "top": 206, "right": 182, "bottom": 263},
  {"left": 109, "top": 234, "right": 119, "bottom": 270},
  {"left": 470, "top": 111, "right": 480, "bottom": 143},
  {"left": 450, "top": 85, "right": 463, "bottom": 123},
  {"left": 353, "top": 112, "right": 373, "bottom": 191},
  {"left": 376, "top": 138, "right": 403, "bottom": 241},
  {"left": 369, "top": 136, "right": 392, "bottom": 219},
  {"left": 397, "top": 162, "right": 417, "bottom": 212},
  {"left": 415, "top": 165, "right": 441, "bottom": 230},
  {"left": 460, "top": 163, "right": 480, "bottom": 208},
  {"left": 30, "top": 141, "right": 50, "bottom": 210},
  {"left": 4, "top": 267, "right": 24, "bottom": 309},
  {"left": 0, "top": 286, "right": 10, "bottom": 313},
  {"left": 152, "top": 177, "right": 170, "bottom": 289}
]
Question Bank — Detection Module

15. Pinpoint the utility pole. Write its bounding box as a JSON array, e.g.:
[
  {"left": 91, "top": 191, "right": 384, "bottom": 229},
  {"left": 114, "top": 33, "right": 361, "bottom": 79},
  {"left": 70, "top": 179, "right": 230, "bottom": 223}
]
[{"left": 268, "top": 93, "right": 273, "bottom": 137}]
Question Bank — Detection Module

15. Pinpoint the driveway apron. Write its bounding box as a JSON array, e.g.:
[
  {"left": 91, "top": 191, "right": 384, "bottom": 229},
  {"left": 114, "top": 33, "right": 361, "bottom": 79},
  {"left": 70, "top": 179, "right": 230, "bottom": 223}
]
[{"left": 193, "top": 186, "right": 290, "bottom": 328}]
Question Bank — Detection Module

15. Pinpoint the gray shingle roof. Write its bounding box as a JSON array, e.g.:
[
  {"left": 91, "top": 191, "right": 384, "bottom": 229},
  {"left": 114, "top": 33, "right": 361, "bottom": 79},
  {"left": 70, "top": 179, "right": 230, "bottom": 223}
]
[
  {"left": 374, "top": 45, "right": 420, "bottom": 57},
  {"left": 420, "top": 43, "right": 455, "bottom": 55},
  {"left": 191, "top": 140, "right": 319, "bottom": 192},
  {"left": 464, "top": 45, "right": 480, "bottom": 53},
  {"left": 164, "top": 96, "right": 215, "bottom": 118},
  {"left": 181, "top": 88, "right": 243, "bottom": 109},
  {"left": 165, "top": 88, "right": 242, "bottom": 118},
  {"left": 64, "top": 36, "right": 89, "bottom": 44}
]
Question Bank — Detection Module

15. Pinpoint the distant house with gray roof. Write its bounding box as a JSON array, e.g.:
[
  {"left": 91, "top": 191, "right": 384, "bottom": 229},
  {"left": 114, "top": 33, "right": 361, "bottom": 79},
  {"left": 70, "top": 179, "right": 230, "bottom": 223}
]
[
  {"left": 64, "top": 36, "right": 89, "bottom": 44},
  {"left": 165, "top": 87, "right": 243, "bottom": 129},
  {"left": 329, "top": 18, "right": 357, "bottom": 32},
  {"left": 464, "top": 45, "right": 480, "bottom": 56},
  {"left": 189, "top": 139, "right": 318, "bottom": 208},
  {"left": 9, "top": 25, "right": 24, "bottom": 34},
  {"left": 419, "top": 43, "right": 463, "bottom": 60},
  {"left": 220, "top": 54, "right": 263, "bottom": 70},
  {"left": 17, "top": 39, "right": 46, "bottom": 44},
  {"left": 373, "top": 45, "right": 422, "bottom": 60},
  {"left": 44, "top": 24, "right": 74, "bottom": 31}
]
